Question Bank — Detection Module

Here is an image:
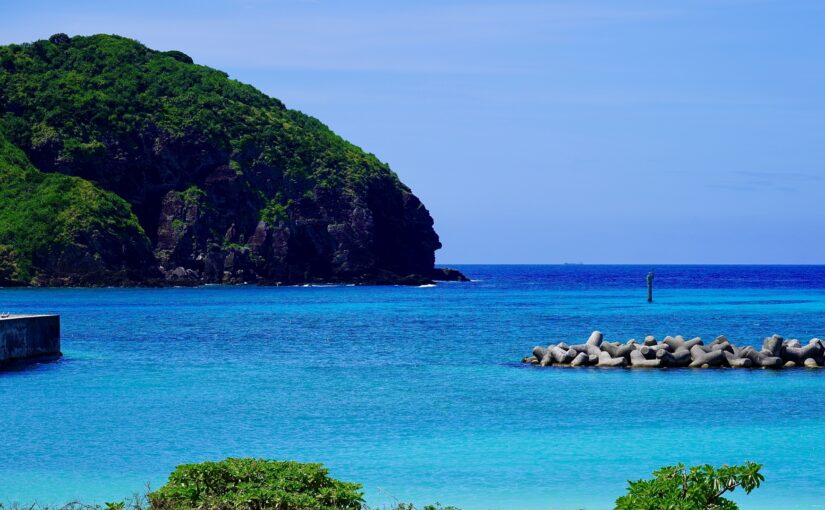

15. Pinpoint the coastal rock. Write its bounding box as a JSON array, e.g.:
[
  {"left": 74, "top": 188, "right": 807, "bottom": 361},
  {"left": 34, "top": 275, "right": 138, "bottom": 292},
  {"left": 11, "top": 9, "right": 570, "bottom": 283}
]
[{"left": 430, "top": 268, "right": 471, "bottom": 282}]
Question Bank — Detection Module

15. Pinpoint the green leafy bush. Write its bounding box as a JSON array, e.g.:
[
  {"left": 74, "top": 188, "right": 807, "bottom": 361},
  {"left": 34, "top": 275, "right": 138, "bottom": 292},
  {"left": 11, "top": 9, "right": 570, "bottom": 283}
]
[
  {"left": 148, "top": 458, "right": 364, "bottom": 510},
  {"left": 614, "top": 462, "right": 764, "bottom": 510}
]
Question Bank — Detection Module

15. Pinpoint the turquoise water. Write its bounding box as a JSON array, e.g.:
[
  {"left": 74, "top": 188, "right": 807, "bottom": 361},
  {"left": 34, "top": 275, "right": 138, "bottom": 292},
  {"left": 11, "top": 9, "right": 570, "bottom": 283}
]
[{"left": 2, "top": 265, "right": 825, "bottom": 509}]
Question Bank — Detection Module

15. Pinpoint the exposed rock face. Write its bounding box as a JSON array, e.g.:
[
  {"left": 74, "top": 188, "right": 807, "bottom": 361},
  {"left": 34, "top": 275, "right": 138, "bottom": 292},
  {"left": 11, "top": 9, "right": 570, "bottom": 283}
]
[
  {"left": 147, "top": 165, "right": 453, "bottom": 285},
  {"left": 0, "top": 34, "right": 466, "bottom": 286}
]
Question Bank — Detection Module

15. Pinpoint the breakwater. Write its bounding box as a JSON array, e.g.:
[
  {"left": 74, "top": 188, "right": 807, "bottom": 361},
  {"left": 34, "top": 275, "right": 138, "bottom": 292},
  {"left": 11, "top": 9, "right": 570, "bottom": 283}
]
[
  {"left": 523, "top": 331, "right": 825, "bottom": 368},
  {"left": 0, "top": 314, "right": 61, "bottom": 368}
]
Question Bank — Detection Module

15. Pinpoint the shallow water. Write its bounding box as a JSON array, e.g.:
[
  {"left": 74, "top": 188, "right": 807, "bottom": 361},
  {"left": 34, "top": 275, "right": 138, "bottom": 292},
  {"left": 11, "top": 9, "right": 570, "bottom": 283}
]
[{"left": 2, "top": 265, "right": 825, "bottom": 509}]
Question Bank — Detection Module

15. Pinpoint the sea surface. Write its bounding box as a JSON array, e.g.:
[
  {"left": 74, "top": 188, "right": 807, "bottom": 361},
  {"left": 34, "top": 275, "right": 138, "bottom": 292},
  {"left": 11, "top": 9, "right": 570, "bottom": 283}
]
[{"left": 2, "top": 265, "right": 825, "bottom": 510}]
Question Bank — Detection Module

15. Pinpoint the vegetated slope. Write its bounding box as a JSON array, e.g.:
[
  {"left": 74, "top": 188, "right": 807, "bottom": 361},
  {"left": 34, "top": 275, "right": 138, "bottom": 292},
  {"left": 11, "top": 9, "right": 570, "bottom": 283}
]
[
  {"left": 0, "top": 33, "right": 465, "bottom": 285},
  {"left": 0, "top": 128, "right": 155, "bottom": 286}
]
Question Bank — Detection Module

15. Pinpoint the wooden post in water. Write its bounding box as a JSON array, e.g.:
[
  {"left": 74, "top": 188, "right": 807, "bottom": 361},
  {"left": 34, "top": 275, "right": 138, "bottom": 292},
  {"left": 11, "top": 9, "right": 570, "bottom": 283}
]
[{"left": 647, "top": 270, "right": 654, "bottom": 303}]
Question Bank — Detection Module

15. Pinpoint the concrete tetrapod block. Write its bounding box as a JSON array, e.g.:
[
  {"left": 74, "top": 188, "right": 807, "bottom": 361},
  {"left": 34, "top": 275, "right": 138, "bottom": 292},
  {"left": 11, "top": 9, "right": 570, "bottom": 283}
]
[
  {"left": 570, "top": 352, "right": 589, "bottom": 366},
  {"left": 526, "top": 334, "right": 825, "bottom": 370},
  {"left": 586, "top": 331, "right": 604, "bottom": 347},
  {"left": 597, "top": 350, "right": 627, "bottom": 367},
  {"left": 781, "top": 340, "right": 823, "bottom": 364},
  {"left": 762, "top": 335, "right": 784, "bottom": 357},
  {"left": 654, "top": 343, "right": 673, "bottom": 353},
  {"left": 710, "top": 341, "right": 734, "bottom": 353},
  {"left": 711, "top": 335, "right": 729, "bottom": 346},
  {"left": 540, "top": 350, "right": 554, "bottom": 367},
  {"left": 550, "top": 346, "right": 577, "bottom": 364},
  {"left": 689, "top": 345, "right": 725, "bottom": 368},
  {"left": 741, "top": 347, "right": 783, "bottom": 368},
  {"left": 656, "top": 348, "right": 692, "bottom": 367},
  {"left": 724, "top": 351, "right": 753, "bottom": 368},
  {"left": 638, "top": 345, "right": 659, "bottom": 360},
  {"left": 630, "top": 350, "right": 662, "bottom": 368},
  {"left": 601, "top": 342, "right": 634, "bottom": 359},
  {"left": 569, "top": 344, "right": 602, "bottom": 356},
  {"left": 664, "top": 336, "right": 703, "bottom": 351}
]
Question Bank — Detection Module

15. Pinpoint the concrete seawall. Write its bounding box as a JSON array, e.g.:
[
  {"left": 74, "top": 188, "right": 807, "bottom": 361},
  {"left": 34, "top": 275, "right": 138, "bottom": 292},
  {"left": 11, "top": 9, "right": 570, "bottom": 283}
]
[{"left": 0, "top": 315, "right": 61, "bottom": 368}]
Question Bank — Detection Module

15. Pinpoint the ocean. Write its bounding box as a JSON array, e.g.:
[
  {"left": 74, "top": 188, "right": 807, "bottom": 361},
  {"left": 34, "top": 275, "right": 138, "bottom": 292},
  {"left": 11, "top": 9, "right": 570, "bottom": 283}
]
[{"left": 2, "top": 265, "right": 825, "bottom": 509}]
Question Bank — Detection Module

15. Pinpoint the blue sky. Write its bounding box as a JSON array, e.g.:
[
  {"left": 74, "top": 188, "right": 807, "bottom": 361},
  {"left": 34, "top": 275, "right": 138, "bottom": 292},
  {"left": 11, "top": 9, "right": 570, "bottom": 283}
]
[{"left": 2, "top": 0, "right": 824, "bottom": 263}]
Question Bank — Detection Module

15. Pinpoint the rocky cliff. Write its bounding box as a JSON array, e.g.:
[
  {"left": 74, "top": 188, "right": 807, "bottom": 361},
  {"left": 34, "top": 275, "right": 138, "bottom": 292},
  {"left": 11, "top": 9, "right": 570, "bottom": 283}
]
[{"left": 0, "top": 34, "right": 466, "bottom": 286}]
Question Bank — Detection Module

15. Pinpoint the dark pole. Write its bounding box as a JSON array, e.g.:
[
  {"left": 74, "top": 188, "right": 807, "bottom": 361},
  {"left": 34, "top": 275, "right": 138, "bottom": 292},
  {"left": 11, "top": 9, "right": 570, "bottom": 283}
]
[{"left": 647, "top": 270, "right": 654, "bottom": 303}]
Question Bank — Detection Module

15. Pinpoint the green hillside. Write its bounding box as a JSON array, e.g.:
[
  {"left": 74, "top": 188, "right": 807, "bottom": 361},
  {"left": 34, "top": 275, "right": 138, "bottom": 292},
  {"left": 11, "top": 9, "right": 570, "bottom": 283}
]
[
  {"left": 0, "top": 128, "right": 153, "bottom": 285},
  {"left": 0, "top": 34, "right": 461, "bottom": 285}
]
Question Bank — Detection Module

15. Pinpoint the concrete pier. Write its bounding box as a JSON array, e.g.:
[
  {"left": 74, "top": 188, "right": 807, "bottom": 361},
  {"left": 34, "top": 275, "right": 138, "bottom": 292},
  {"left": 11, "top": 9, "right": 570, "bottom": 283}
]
[{"left": 0, "top": 314, "right": 61, "bottom": 369}]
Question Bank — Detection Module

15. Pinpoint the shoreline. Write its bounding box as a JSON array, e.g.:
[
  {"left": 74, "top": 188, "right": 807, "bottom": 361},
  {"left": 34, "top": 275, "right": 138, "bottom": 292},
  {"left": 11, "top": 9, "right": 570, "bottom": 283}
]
[{"left": 1, "top": 267, "right": 470, "bottom": 289}]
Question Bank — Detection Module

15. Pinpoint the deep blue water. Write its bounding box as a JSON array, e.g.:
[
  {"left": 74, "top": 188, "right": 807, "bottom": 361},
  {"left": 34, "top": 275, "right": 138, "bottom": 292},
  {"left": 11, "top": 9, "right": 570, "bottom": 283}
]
[{"left": 3, "top": 265, "right": 825, "bottom": 509}]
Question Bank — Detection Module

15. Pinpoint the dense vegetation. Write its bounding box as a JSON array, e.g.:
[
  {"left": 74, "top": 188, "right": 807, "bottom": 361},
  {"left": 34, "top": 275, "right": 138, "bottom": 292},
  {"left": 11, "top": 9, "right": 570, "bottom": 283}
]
[
  {"left": 0, "top": 33, "right": 397, "bottom": 195},
  {"left": 615, "top": 462, "right": 764, "bottom": 510},
  {"left": 0, "top": 128, "right": 151, "bottom": 285},
  {"left": 148, "top": 458, "right": 363, "bottom": 510},
  {"left": 0, "top": 33, "right": 451, "bottom": 286}
]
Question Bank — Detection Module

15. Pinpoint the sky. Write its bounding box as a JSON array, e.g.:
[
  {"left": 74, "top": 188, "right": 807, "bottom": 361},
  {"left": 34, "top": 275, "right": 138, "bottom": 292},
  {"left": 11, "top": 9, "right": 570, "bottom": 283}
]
[{"left": 2, "top": 0, "right": 824, "bottom": 264}]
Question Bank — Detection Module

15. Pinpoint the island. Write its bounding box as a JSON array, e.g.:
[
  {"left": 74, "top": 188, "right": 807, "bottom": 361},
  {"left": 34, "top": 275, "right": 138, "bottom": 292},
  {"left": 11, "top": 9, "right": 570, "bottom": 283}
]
[{"left": 0, "top": 34, "right": 467, "bottom": 287}]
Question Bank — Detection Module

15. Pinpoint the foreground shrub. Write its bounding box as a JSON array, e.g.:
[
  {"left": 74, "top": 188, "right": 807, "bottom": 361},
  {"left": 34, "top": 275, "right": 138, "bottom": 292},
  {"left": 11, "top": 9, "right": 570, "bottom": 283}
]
[
  {"left": 148, "top": 458, "right": 363, "bottom": 510},
  {"left": 614, "top": 461, "right": 764, "bottom": 510}
]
